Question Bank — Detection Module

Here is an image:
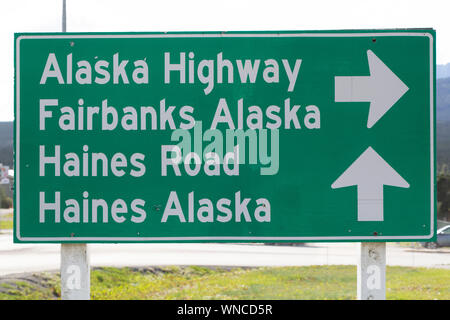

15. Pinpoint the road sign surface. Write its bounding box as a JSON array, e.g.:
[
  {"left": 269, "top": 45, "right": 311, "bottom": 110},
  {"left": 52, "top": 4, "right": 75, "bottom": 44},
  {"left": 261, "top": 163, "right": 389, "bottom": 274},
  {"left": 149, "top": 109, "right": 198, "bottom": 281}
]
[{"left": 14, "top": 30, "right": 435, "bottom": 242}]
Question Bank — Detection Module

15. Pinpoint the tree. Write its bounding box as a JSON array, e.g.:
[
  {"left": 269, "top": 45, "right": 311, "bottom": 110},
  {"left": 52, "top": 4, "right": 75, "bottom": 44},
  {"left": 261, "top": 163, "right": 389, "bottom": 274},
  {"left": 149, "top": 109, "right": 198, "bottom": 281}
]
[
  {"left": 0, "top": 186, "right": 12, "bottom": 209},
  {"left": 437, "top": 173, "right": 450, "bottom": 221}
]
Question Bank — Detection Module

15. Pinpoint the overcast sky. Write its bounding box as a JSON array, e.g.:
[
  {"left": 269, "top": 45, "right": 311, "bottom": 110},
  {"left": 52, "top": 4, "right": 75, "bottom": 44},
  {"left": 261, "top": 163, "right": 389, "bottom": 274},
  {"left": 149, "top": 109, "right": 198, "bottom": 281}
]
[{"left": 0, "top": 0, "right": 447, "bottom": 121}]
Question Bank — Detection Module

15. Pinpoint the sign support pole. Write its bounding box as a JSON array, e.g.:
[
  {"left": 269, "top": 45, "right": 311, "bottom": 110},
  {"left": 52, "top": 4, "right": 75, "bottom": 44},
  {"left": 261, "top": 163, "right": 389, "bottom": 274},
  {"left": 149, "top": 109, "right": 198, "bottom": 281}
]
[
  {"left": 357, "top": 242, "right": 386, "bottom": 300},
  {"left": 62, "top": 0, "right": 66, "bottom": 32},
  {"left": 60, "top": 243, "right": 90, "bottom": 300},
  {"left": 59, "top": 0, "right": 91, "bottom": 301}
]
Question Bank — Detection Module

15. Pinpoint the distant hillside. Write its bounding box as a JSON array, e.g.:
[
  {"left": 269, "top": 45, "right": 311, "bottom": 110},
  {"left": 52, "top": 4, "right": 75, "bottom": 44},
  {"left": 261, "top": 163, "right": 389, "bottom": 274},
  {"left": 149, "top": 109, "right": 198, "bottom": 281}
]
[
  {"left": 438, "top": 64, "right": 450, "bottom": 79},
  {"left": 437, "top": 120, "right": 450, "bottom": 165},
  {"left": 437, "top": 77, "right": 450, "bottom": 121},
  {"left": 437, "top": 77, "right": 450, "bottom": 167}
]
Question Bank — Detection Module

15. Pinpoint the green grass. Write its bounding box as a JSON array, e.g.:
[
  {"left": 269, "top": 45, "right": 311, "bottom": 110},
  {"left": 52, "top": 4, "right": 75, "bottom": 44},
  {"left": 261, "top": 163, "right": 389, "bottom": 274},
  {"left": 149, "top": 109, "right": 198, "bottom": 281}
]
[
  {"left": 0, "top": 212, "right": 13, "bottom": 231},
  {"left": 0, "top": 265, "right": 448, "bottom": 300}
]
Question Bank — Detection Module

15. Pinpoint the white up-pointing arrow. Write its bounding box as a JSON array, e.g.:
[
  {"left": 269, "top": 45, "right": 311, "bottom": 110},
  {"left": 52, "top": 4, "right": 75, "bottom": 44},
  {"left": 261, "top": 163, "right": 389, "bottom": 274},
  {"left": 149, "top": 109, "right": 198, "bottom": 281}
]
[
  {"left": 331, "top": 147, "right": 409, "bottom": 221},
  {"left": 335, "top": 50, "right": 409, "bottom": 128}
]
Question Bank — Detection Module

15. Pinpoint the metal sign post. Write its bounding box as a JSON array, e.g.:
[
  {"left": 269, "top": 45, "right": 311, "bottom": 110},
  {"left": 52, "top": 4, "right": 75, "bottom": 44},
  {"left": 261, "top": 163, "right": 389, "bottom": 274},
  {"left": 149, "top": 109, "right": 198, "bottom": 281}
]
[
  {"left": 62, "top": 0, "right": 66, "bottom": 32},
  {"left": 60, "top": 243, "right": 90, "bottom": 300},
  {"left": 357, "top": 242, "right": 386, "bottom": 300}
]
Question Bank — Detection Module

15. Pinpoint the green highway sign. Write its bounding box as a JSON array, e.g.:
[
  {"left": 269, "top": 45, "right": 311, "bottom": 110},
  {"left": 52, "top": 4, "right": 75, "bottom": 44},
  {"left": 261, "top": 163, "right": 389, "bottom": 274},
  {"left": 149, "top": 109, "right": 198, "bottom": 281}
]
[{"left": 14, "top": 30, "right": 436, "bottom": 242}]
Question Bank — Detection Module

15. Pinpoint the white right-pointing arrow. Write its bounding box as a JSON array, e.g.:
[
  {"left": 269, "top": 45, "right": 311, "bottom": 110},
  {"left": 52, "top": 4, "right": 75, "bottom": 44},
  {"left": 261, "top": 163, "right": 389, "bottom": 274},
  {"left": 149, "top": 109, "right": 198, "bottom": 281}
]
[
  {"left": 331, "top": 147, "right": 409, "bottom": 221},
  {"left": 335, "top": 50, "right": 409, "bottom": 128}
]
